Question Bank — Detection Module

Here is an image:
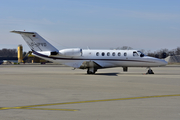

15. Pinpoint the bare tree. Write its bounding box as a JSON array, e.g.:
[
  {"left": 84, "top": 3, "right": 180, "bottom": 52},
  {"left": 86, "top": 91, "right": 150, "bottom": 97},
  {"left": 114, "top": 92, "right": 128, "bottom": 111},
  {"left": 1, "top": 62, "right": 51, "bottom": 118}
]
[
  {"left": 120, "top": 46, "right": 133, "bottom": 50},
  {"left": 175, "top": 47, "right": 180, "bottom": 55},
  {"left": 0, "top": 48, "right": 17, "bottom": 57}
]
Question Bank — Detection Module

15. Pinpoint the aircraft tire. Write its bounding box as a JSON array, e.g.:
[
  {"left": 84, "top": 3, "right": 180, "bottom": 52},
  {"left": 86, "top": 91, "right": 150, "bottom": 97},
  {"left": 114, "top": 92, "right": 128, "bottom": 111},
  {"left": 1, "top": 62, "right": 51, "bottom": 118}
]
[
  {"left": 87, "top": 69, "right": 95, "bottom": 74},
  {"left": 146, "top": 69, "right": 154, "bottom": 74}
]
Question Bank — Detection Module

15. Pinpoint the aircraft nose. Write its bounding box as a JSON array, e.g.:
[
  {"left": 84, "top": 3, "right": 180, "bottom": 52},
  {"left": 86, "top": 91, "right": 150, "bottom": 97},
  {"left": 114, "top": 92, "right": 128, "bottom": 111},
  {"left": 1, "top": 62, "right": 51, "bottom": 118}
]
[{"left": 157, "top": 59, "right": 168, "bottom": 66}]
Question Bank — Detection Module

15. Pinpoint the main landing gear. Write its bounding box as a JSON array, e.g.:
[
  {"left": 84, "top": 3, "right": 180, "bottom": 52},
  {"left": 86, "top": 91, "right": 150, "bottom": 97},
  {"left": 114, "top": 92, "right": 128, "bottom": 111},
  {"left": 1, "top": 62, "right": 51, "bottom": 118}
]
[
  {"left": 146, "top": 68, "right": 154, "bottom": 74},
  {"left": 87, "top": 68, "right": 97, "bottom": 74}
]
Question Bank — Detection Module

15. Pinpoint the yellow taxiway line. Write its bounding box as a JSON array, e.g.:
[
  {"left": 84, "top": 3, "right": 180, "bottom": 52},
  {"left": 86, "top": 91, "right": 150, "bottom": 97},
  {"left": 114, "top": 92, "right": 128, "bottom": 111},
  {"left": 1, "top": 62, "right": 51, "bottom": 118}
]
[{"left": 1, "top": 94, "right": 180, "bottom": 111}]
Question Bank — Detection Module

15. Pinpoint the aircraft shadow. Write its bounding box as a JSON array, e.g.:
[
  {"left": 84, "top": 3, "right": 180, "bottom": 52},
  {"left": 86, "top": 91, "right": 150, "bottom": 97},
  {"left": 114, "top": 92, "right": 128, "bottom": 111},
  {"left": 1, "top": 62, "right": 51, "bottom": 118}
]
[
  {"left": 95, "top": 73, "right": 120, "bottom": 76},
  {"left": 74, "top": 72, "right": 180, "bottom": 76}
]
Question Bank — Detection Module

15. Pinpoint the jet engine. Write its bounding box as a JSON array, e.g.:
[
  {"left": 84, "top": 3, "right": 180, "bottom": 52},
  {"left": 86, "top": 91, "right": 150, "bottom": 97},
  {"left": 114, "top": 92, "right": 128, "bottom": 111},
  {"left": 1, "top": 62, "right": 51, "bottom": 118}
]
[
  {"left": 59, "top": 48, "right": 82, "bottom": 57},
  {"left": 37, "top": 51, "right": 58, "bottom": 56}
]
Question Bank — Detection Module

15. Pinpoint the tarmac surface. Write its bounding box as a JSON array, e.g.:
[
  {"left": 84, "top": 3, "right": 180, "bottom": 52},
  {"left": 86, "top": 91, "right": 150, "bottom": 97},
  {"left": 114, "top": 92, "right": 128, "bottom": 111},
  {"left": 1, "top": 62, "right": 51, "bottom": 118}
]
[{"left": 0, "top": 64, "right": 180, "bottom": 120}]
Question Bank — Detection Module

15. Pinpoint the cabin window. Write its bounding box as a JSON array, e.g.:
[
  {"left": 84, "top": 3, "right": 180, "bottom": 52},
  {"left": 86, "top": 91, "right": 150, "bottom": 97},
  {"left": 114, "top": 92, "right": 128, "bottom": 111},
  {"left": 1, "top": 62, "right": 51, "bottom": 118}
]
[
  {"left": 118, "top": 52, "right": 121, "bottom": 56},
  {"left": 133, "top": 51, "right": 138, "bottom": 56},
  {"left": 102, "top": 52, "right": 105, "bottom": 56},
  {"left": 137, "top": 51, "right": 145, "bottom": 57},
  {"left": 96, "top": 52, "right": 99, "bottom": 56},
  {"left": 107, "top": 52, "right": 110, "bottom": 56},
  {"left": 112, "top": 52, "right": 115, "bottom": 56},
  {"left": 124, "top": 52, "right": 127, "bottom": 56}
]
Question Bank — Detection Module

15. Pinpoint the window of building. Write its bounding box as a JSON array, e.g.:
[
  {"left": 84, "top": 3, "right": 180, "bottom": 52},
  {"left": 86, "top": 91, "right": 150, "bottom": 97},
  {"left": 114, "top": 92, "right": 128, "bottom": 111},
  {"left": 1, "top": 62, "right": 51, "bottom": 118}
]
[
  {"left": 118, "top": 52, "right": 121, "bottom": 56},
  {"left": 96, "top": 52, "right": 99, "bottom": 56},
  {"left": 107, "top": 52, "right": 110, "bottom": 56}
]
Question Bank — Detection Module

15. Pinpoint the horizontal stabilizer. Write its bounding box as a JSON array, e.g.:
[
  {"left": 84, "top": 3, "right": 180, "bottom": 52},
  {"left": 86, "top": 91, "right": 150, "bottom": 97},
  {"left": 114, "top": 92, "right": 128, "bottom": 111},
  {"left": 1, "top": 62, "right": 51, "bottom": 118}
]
[{"left": 11, "top": 31, "right": 35, "bottom": 34}]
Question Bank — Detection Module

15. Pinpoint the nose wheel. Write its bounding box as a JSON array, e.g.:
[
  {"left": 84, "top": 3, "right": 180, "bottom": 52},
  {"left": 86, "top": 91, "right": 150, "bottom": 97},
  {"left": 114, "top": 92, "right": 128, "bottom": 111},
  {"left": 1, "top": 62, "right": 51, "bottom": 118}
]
[
  {"left": 146, "top": 68, "right": 154, "bottom": 74},
  {"left": 87, "top": 68, "right": 97, "bottom": 74}
]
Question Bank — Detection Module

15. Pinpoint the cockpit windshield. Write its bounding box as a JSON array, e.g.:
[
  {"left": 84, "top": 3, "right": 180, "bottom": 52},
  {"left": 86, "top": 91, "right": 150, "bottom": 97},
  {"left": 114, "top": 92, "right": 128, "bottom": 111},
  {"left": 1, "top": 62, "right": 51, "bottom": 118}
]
[{"left": 137, "top": 51, "right": 145, "bottom": 57}]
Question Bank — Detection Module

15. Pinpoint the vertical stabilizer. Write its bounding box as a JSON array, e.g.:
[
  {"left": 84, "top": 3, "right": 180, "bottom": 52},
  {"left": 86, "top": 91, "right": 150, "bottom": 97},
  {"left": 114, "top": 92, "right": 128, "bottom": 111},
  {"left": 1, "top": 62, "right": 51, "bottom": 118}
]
[{"left": 11, "top": 31, "right": 58, "bottom": 52}]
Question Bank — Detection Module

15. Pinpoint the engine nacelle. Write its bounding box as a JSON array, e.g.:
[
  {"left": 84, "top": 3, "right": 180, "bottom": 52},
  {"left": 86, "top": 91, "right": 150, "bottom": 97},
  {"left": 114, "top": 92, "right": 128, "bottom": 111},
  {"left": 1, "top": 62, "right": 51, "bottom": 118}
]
[
  {"left": 59, "top": 48, "right": 82, "bottom": 57},
  {"left": 37, "top": 51, "right": 58, "bottom": 56}
]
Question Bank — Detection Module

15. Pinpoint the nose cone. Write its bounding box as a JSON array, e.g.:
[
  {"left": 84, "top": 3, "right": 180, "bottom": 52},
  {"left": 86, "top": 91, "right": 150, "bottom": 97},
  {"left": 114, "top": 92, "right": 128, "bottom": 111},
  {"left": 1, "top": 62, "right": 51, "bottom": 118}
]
[
  {"left": 145, "top": 56, "right": 168, "bottom": 67},
  {"left": 157, "top": 59, "right": 168, "bottom": 66}
]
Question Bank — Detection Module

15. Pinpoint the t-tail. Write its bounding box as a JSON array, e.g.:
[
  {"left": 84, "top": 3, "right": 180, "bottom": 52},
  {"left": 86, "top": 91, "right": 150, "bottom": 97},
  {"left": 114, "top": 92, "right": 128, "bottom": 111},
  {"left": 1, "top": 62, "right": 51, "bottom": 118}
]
[{"left": 11, "top": 31, "right": 59, "bottom": 54}]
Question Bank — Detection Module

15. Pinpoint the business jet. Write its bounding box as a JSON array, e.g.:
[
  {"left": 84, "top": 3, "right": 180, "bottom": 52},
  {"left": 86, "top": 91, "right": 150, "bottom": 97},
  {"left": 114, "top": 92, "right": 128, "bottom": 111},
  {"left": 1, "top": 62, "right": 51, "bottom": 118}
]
[{"left": 11, "top": 30, "right": 167, "bottom": 74}]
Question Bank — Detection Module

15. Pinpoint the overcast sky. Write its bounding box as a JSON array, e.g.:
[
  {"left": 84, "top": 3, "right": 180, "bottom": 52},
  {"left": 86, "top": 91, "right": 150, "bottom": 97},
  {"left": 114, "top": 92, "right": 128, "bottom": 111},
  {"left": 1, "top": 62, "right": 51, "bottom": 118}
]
[{"left": 0, "top": 0, "right": 180, "bottom": 52}]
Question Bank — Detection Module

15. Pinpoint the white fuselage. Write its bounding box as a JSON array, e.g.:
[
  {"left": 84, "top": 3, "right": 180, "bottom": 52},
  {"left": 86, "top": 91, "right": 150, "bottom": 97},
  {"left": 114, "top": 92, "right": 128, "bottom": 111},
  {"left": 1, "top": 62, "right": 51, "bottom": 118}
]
[{"left": 33, "top": 49, "right": 167, "bottom": 69}]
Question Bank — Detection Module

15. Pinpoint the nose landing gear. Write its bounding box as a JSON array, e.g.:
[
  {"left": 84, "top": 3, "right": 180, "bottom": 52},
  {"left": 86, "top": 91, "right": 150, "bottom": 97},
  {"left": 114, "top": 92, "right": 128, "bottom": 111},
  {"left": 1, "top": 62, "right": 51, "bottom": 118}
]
[{"left": 146, "top": 68, "right": 154, "bottom": 74}]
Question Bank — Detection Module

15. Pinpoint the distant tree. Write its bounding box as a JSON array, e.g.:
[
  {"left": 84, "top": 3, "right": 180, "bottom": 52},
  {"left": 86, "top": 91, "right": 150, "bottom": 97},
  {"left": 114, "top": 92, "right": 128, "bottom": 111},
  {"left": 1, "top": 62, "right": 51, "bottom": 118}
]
[
  {"left": 120, "top": 46, "right": 133, "bottom": 50},
  {"left": 155, "top": 54, "right": 159, "bottom": 58},
  {"left": 168, "top": 49, "right": 175, "bottom": 56},
  {"left": 0, "top": 48, "right": 17, "bottom": 57},
  {"left": 159, "top": 49, "right": 169, "bottom": 58},
  {"left": 140, "top": 49, "right": 145, "bottom": 53},
  {"left": 147, "top": 52, "right": 155, "bottom": 57},
  {"left": 147, "top": 48, "right": 169, "bottom": 59},
  {"left": 175, "top": 47, "right": 180, "bottom": 55},
  {"left": 161, "top": 52, "right": 167, "bottom": 58},
  {"left": 110, "top": 46, "right": 133, "bottom": 50}
]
